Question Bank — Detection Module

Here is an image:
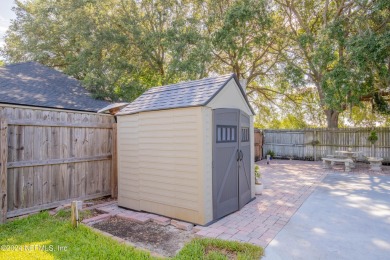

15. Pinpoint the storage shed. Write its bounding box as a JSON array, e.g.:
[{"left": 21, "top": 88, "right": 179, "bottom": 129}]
[{"left": 116, "top": 74, "right": 255, "bottom": 225}]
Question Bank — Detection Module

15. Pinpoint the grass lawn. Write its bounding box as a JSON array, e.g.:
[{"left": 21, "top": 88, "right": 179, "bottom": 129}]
[
  {"left": 174, "top": 238, "right": 264, "bottom": 260},
  {"left": 0, "top": 211, "right": 263, "bottom": 259}
]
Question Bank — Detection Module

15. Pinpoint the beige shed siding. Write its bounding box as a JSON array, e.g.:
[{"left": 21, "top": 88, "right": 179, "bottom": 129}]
[
  {"left": 117, "top": 114, "right": 141, "bottom": 210},
  {"left": 117, "top": 107, "right": 211, "bottom": 224},
  {"left": 201, "top": 107, "right": 213, "bottom": 223},
  {"left": 207, "top": 79, "right": 253, "bottom": 116}
]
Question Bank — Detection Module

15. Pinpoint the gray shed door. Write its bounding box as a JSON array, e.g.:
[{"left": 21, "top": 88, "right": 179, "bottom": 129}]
[
  {"left": 238, "top": 111, "right": 251, "bottom": 209},
  {"left": 212, "top": 108, "right": 251, "bottom": 220}
]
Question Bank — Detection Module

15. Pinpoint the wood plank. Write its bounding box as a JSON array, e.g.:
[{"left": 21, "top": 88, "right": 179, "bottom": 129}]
[
  {"left": 68, "top": 163, "right": 75, "bottom": 198},
  {"left": 6, "top": 192, "right": 111, "bottom": 218},
  {"left": 86, "top": 162, "right": 94, "bottom": 195},
  {"left": 42, "top": 166, "right": 51, "bottom": 205},
  {"left": 51, "top": 164, "right": 60, "bottom": 202},
  {"left": 59, "top": 164, "right": 68, "bottom": 200},
  {"left": 7, "top": 119, "right": 113, "bottom": 129},
  {"left": 6, "top": 168, "right": 14, "bottom": 212},
  {"left": 25, "top": 167, "right": 34, "bottom": 208},
  {"left": 103, "top": 161, "right": 110, "bottom": 193},
  {"left": 7, "top": 154, "right": 112, "bottom": 168},
  {"left": 0, "top": 118, "right": 8, "bottom": 223},
  {"left": 33, "top": 166, "right": 43, "bottom": 207},
  {"left": 76, "top": 163, "right": 86, "bottom": 198}
]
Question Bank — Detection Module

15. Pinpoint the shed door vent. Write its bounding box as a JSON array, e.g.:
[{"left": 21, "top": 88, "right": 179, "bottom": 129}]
[
  {"left": 217, "top": 125, "right": 237, "bottom": 143},
  {"left": 241, "top": 127, "right": 249, "bottom": 142}
]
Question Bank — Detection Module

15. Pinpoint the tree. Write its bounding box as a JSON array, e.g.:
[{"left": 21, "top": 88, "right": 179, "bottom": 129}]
[
  {"left": 275, "top": 0, "right": 390, "bottom": 128},
  {"left": 2, "top": 0, "right": 388, "bottom": 129},
  {"left": 1, "top": 0, "right": 210, "bottom": 101},
  {"left": 201, "top": 0, "right": 284, "bottom": 98}
]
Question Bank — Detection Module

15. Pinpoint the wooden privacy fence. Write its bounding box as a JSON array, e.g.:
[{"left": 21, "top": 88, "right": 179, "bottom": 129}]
[
  {"left": 0, "top": 105, "right": 117, "bottom": 223},
  {"left": 262, "top": 128, "right": 390, "bottom": 163},
  {"left": 254, "top": 129, "right": 263, "bottom": 161}
]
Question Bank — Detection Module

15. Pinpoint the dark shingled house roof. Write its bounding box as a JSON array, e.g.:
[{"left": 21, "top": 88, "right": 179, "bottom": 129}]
[
  {"left": 0, "top": 62, "right": 110, "bottom": 112},
  {"left": 117, "top": 74, "right": 254, "bottom": 115}
]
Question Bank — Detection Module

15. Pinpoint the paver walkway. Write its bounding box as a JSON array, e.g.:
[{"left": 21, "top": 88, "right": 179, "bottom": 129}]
[{"left": 194, "top": 160, "right": 328, "bottom": 247}]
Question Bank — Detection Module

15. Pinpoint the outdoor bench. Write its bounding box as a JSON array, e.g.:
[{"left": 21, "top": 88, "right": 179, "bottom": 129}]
[{"left": 322, "top": 157, "right": 353, "bottom": 172}]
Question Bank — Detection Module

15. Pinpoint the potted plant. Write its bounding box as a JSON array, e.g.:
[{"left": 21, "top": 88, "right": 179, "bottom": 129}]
[
  {"left": 255, "top": 165, "right": 263, "bottom": 195},
  {"left": 266, "top": 150, "right": 275, "bottom": 164},
  {"left": 368, "top": 130, "right": 378, "bottom": 157}
]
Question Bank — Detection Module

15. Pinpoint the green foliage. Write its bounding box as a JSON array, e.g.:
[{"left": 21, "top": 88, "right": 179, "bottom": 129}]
[
  {"left": 276, "top": 0, "right": 390, "bottom": 127},
  {"left": 255, "top": 165, "right": 260, "bottom": 177},
  {"left": 255, "top": 165, "right": 261, "bottom": 184},
  {"left": 310, "top": 140, "right": 320, "bottom": 146},
  {"left": 173, "top": 238, "right": 263, "bottom": 260},
  {"left": 253, "top": 88, "right": 322, "bottom": 129},
  {"left": 1, "top": 0, "right": 389, "bottom": 128},
  {"left": 266, "top": 150, "right": 275, "bottom": 157},
  {"left": 373, "top": 93, "right": 390, "bottom": 114},
  {"left": 203, "top": 0, "right": 279, "bottom": 100},
  {"left": 367, "top": 131, "right": 379, "bottom": 144},
  {"left": 339, "top": 103, "right": 390, "bottom": 128},
  {"left": 54, "top": 209, "right": 94, "bottom": 222}
]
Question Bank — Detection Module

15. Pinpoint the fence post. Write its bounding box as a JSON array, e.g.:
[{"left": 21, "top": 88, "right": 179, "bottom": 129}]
[
  {"left": 71, "top": 201, "right": 81, "bottom": 228},
  {"left": 0, "top": 118, "right": 8, "bottom": 224},
  {"left": 111, "top": 123, "right": 118, "bottom": 199}
]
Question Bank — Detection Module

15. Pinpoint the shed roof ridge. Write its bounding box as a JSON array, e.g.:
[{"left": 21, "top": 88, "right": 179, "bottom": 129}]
[{"left": 143, "top": 74, "right": 233, "bottom": 95}]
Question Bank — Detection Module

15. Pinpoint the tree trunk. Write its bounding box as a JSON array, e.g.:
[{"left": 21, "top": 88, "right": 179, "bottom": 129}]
[{"left": 325, "top": 109, "right": 339, "bottom": 128}]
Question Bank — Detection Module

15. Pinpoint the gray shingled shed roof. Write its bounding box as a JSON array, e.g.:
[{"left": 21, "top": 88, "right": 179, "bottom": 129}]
[
  {"left": 117, "top": 74, "right": 254, "bottom": 115},
  {"left": 0, "top": 62, "right": 110, "bottom": 112}
]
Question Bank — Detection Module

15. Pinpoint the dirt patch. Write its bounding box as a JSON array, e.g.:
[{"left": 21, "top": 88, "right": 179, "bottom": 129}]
[
  {"left": 85, "top": 196, "right": 115, "bottom": 205},
  {"left": 83, "top": 209, "right": 101, "bottom": 218},
  {"left": 205, "top": 245, "right": 237, "bottom": 259},
  {"left": 92, "top": 216, "right": 195, "bottom": 257}
]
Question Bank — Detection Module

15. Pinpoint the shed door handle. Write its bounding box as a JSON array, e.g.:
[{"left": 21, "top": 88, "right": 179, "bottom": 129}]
[
  {"left": 236, "top": 149, "right": 240, "bottom": 161},
  {"left": 239, "top": 150, "right": 243, "bottom": 161}
]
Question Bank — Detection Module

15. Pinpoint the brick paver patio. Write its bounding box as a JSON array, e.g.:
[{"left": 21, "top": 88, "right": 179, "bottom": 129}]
[
  {"left": 86, "top": 159, "right": 389, "bottom": 250},
  {"left": 194, "top": 160, "right": 328, "bottom": 247}
]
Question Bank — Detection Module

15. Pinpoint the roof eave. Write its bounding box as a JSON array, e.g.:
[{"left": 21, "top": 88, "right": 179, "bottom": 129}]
[
  {"left": 0, "top": 101, "right": 99, "bottom": 113},
  {"left": 116, "top": 104, "right": 205, "bottom": 116}
]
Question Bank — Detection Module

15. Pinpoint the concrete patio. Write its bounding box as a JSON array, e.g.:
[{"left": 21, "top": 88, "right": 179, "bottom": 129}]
[
  {"left": 196, "top": 159, "right": 390, "bottom": 259},
  {"left": 264, "top": 162, "right": 390, "bottom": 260}
]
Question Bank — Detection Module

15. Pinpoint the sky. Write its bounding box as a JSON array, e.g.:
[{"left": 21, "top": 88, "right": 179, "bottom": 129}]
[{"left": 0, "top": 0, "right": 17, "bottom": 49}]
